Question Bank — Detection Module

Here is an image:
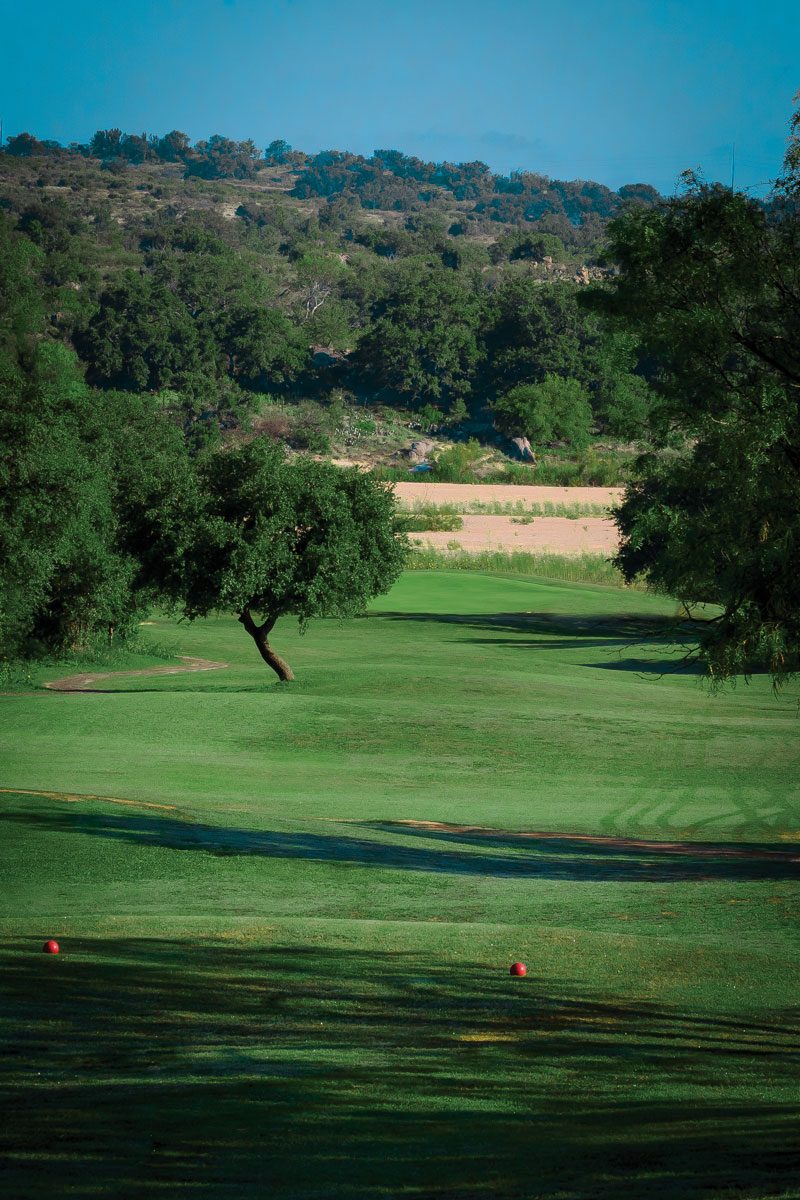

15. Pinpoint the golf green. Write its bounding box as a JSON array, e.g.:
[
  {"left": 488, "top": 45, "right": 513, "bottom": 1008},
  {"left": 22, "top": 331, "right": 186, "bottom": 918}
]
[{"left": 1, "top": 571, "right": 798, "bottom": 1198}]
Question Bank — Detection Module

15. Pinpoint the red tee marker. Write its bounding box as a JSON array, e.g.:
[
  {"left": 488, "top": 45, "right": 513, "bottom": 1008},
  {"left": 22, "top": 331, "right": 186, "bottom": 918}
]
[
  {"left": 509, "top": 961, "right": 526, "bottom": 977},
  {"left": 43, "top": 940, "right": 60, "bottom": 955}
]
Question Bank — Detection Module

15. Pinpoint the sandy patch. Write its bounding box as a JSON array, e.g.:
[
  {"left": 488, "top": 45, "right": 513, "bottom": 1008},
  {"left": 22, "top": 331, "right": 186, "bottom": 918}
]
[
  {"left": 393, "top": 482, "right": 623, "bottom": 508},
  {"left": 44, "top": 655, "right": 228, "bottom": 692},
  {"left": 0, "top": 787, "right": 179, "bottom": 813},
  {"left": 415, "top": 514, "right": 618, "bottom": 556}
]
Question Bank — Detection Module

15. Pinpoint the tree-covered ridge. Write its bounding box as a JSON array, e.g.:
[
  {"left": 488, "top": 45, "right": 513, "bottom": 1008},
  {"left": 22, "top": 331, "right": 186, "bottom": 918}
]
[
  {"left": 3, "top": 127, "right": 661, "bottom": 239},
  {"left": 0, "top": 127, "right": 653, "bottom": 451}
]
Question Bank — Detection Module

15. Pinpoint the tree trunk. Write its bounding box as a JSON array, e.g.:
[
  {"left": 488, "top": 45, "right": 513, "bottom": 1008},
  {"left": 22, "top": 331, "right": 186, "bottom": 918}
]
[{"left": 238, "top": 608, "right": 295, "bottom": 681}]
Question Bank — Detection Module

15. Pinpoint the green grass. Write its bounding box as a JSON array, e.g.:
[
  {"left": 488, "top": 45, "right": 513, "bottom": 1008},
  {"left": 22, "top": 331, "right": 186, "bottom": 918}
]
[{"left": 1, "top": 570, "right": 799, "bottom": 1198}]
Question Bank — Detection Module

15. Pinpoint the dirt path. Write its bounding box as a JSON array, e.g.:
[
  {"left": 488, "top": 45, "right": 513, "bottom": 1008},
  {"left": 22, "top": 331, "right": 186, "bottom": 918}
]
[
  {"left": 0, "top": 787, "right": 179, "bottom": 813},
  {"left": 44, "top": 655, "right": 228, "bottom": 693}
]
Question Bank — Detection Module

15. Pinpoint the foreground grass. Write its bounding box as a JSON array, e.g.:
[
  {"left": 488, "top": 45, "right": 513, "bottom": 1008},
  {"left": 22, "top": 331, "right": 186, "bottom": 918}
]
[{"left": 1, "top": 571, "right": 799, "bottom": 1198}]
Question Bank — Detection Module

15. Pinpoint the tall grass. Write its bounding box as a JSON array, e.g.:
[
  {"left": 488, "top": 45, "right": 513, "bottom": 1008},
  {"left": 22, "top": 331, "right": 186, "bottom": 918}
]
[
  {"left": 373, "top": 446, "right": 633, "bottom": 487},
  {"left": 395, "top": 506, "right": 464, "bottom": 532},
  {"left": 486, "top": 448, "right": 631, "bottom": 487},
  {"left": 406, "top": 546, "right": 636, "bottom": 587},
  {"left": 372, "top": 466, "right": 417, "bottom": 483},
  {"left": 398, "top": 498, "right": 612, "bottom": 518}
]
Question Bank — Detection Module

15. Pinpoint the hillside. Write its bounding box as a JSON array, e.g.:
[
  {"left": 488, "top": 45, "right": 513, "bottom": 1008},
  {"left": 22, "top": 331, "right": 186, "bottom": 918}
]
[{"left": 0, "top": 129, "right": 662, "bottom": 481}]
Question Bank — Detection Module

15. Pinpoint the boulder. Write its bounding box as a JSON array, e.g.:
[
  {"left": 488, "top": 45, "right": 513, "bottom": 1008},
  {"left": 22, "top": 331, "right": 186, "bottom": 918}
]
[
  {"left": 511, "top": 436, "right": 535, "bottom": 462},
  {"left": 408, "top": 439, "right": 436, "bottom": 462}
]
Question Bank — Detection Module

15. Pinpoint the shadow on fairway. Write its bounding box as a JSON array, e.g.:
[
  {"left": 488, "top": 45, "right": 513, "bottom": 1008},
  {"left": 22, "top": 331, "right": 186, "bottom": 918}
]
[
  {"left": 587, "top": 656, "right": 709, "bottom": 675},
  {"left": 3, "top": 803, "right": 798, "bottom": 882},
  {"left": 1, "top": 935, "right": 799, "bottom": 1199},
  {"left": 381, "top": 610, "right": 691, "bottom": 642},
  {"left": 381, "top": 609, "right": 713, "bottom": 670}
]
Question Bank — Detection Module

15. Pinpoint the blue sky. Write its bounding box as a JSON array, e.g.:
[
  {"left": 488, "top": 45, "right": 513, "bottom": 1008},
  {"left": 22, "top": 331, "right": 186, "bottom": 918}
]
[{"left": 2, "top": 0, "right": 797, "bottom": 194}]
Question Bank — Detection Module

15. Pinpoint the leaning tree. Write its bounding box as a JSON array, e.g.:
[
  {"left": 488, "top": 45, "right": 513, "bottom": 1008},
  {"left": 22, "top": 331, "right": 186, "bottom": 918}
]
[{"left": 137, "top": 438, "right": 407, "bottom": 680}]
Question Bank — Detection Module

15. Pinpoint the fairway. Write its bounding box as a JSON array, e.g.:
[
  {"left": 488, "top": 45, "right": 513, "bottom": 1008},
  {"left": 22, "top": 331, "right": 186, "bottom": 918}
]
[{"left": 1, "top": 571, "right": 799, "bottom": 1199}]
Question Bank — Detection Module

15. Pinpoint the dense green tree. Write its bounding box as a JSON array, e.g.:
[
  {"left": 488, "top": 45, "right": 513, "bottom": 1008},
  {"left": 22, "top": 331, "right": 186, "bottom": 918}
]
[
  {"left": 584, "top": 128, "right": 800, "bottom": 683},
  {"left": 264, "top": 139, "right": 292, "bottom": 164},
  {"left": 119, "top": 132, "right": 156, "bottom": 163},
  {"left": 18, "top": 196, "right": 87, "bottom": 253},
  {"left": 481, "top": 278, "right": 600, "bottom": 399},
  {"left": 355, "top": 268, "right": 482, "bottom": 403},
  {"left": 153, "top": 130, "right": 191, "bottom": 162},
  {"left": 0, "top": 213, "right": 46, "bottom": 361},
  {"left": 305, "top": 297, "right": 359, "bottom": 350},
  {"left": 589, "top": 331, "right": 655, "bottom": 438},
  {"left": 136, "top": 439, "right": 407, "bottom": 679},
  {"left": 185, "top": 134, "right": 260, "bottom": 180},
  {"left": 76, "top": 270, "right": 207, "bottom": 391},
  {"left": 149, "top": 244, "right": 304, "bottom": 384},
  {"left": 89, "top": 129, "right": 124, "bottom": 159},
  {"left": 488, "top": 230, "right": 565, "bottom": 265},
  {"left": 214, "top": 304, "right": 306, "bottom": 385},
  {"left": 4, "top": 132, "right": 60, "bottom": 157},
  {"left": 0, "top": 341, "right": 185, "bottom": 655},
  {"left": 292, "top": 250, "right": 348, "bottom": 323},
  {"left": 492, "top": 375, "right": 592, "bottom": 452},
  {"left": 76, "top": 252, "right": 305, "bottom": 396}
]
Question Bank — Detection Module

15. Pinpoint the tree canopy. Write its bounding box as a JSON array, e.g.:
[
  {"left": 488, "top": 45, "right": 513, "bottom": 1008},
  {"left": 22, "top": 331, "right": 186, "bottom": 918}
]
[
  {"left": 583, "top": 110, "right": 800, "bottom": 685},
  {"left": 135, "top": 439, "right": 408, "bottom": 679},
  {"left": 492, "top": 375, "right": 592, "bottom": 452},
  {"left": 355, "top": 267, "right": 483, "bottom": 406},
  {"left": 0, "top": 340, "right": 184, "bottom": 656}
]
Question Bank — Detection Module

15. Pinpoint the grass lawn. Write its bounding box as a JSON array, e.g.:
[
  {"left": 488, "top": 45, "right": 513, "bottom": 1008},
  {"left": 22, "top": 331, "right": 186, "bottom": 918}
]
[{"left": 1, "top": 570, "right": 799, "bottom": 1198}]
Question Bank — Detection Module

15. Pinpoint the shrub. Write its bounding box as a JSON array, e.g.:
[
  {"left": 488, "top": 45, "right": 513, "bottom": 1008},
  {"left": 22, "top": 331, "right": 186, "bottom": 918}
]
[
  {"left": 430, "top": 438, "right": 487, "bottom": 482},
  {"left": 253, "top": 410, "right": 291, "bottom": 440},
  {"left": 575, "top": 447, "right": 626, "bottom": 486},
  {"left": 492, "top": 376, "right": 592, "bottom": 450},
  {"left": 286, "top": 400, "right": 333, "bottom": 452},
  {"left": 302, "top": 428, "right": 331, "bottom": 454},
  {"left": 396, "top": 506, "right": 464, "bottom": 533}
]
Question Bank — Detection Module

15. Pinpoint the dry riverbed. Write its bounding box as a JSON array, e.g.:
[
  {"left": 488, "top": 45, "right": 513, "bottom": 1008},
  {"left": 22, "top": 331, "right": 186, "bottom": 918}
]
[
  {"left": 393, "top": 482, "right": 624, "bottom": 508},
  {"left": 393, "top": 483, "right": 623, "bottom": 556}
]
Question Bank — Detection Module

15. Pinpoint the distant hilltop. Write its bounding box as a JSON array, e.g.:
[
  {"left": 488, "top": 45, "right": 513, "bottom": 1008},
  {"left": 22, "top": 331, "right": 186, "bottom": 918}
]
[{"left": 2, "top": 128, "right": 662, "bottom": 246}]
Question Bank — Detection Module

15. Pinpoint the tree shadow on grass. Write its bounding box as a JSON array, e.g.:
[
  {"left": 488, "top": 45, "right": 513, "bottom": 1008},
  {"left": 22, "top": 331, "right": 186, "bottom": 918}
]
[
  {"left": 381, "top": 609, "right": 713, "bottom": 672},
  {"left": 1, "top": 935, "right": 799, "bottom": 1198},
  {"left": 2, "top": 802, "right": 798, "bottom": 882},
  {"left": 587, "top": 656, "right": 710, "bottom": 675},
  {"left": 380, "top": 611, "right": 691, "bottom": 642}
]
